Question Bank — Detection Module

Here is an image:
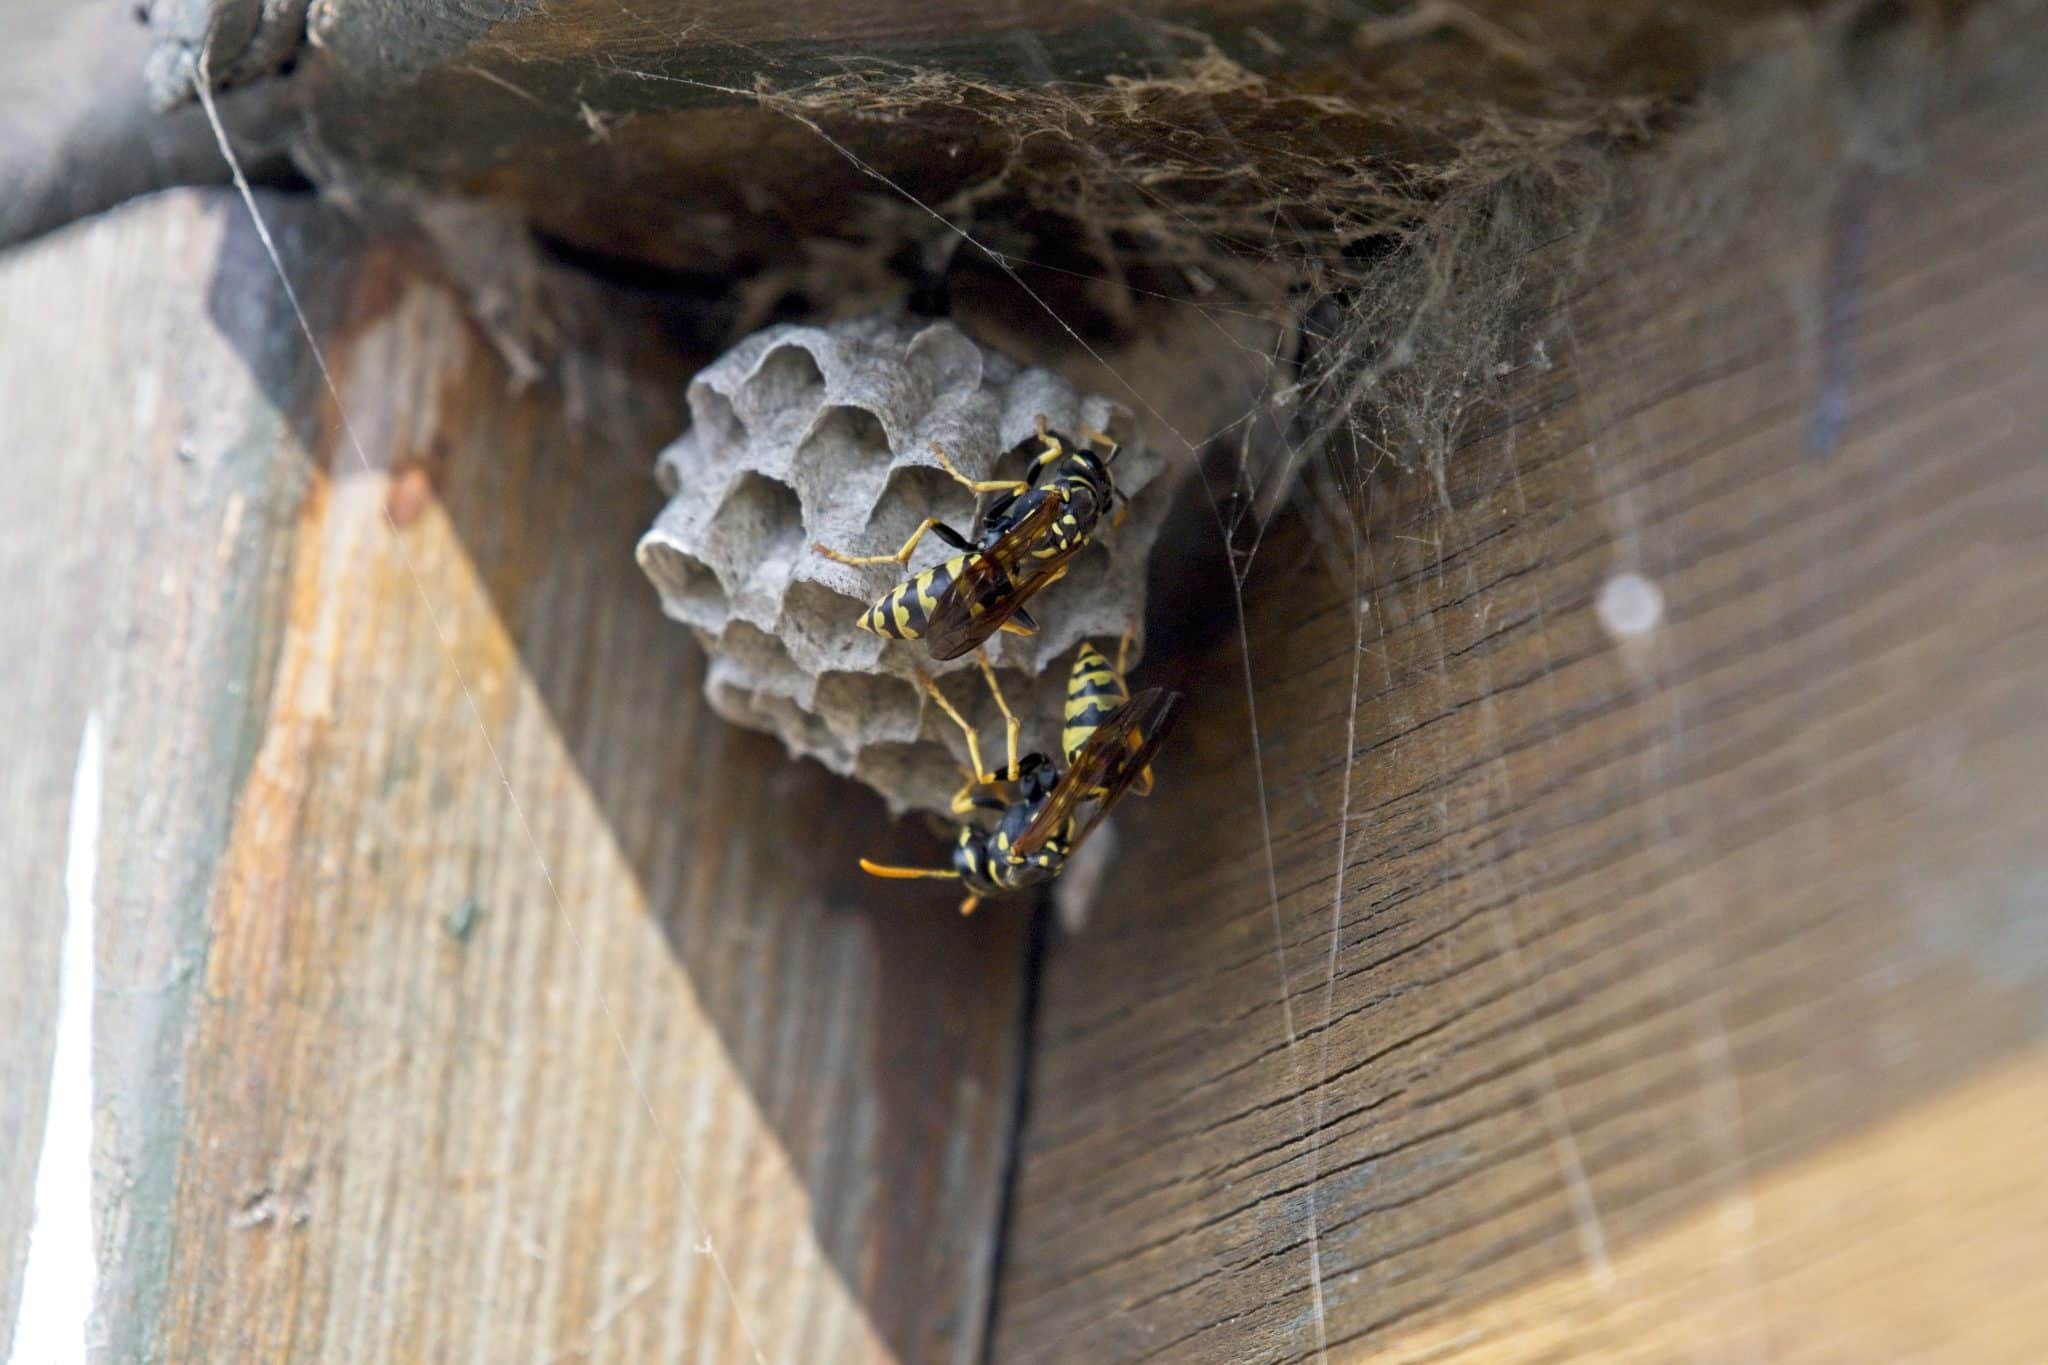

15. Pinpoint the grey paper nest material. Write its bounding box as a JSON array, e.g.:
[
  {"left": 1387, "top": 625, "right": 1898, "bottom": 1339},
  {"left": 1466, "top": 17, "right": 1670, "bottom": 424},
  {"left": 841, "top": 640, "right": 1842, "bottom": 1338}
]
[{"left": 636, "top": 315, "right": 1174, "bottom": 815}]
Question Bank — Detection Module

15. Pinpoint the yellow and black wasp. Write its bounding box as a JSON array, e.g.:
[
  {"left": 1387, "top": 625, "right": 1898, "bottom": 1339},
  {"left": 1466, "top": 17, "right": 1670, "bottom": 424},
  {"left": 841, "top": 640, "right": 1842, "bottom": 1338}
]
[
  {"left": 858, "top": 634, "right": 1180, "bottom": 914},
  {"left": 812, "top": 416, "right": 1129, "bottom": 661}
]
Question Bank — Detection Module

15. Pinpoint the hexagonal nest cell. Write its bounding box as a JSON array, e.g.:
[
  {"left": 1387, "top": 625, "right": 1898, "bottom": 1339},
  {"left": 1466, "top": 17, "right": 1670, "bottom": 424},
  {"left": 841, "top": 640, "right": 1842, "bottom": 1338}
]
[{"left": 636, "top": 314, "right": 1177, "bottom": 814}]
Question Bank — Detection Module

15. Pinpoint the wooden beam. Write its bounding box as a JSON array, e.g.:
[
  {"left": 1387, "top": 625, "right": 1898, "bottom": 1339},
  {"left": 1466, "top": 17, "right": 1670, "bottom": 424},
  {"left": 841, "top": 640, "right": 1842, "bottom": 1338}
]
[
  {"left": 989, "top": 44, "right": 2048, "bottom": 1365},
  {"left": 0, "top": 189, "right": 1028, "bottom": 1363},
  {"left": 0, "top": 0, "right": 292, "bottom": 251},
  {"left": 163, "top": 0, "right": 1768, "bottom": 280}
]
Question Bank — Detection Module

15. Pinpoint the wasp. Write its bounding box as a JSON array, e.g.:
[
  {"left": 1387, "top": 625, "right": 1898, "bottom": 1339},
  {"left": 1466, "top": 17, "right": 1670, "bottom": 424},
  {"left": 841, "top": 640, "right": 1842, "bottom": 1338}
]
[
  {"left": 858, "top": 633, "right": 1180, "bottom": 915},
  {"left": 812, "top": 416, "right": 1129, "bottom": 661}
]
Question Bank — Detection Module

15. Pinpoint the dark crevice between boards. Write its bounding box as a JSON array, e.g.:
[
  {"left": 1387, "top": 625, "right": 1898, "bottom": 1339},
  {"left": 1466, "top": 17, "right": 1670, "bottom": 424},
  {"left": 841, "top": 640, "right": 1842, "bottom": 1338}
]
[{"left": 979, "top": 896, "right": 1055, "bottom": 1363}]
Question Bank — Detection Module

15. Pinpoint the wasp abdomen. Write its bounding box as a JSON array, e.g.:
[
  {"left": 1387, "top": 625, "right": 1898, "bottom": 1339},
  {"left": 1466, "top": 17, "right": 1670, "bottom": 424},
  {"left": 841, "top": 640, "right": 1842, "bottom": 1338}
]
[
  {"left": 859, "top": 554, "right": 968, "bottom": 639},
  {"left": 1064, "top": 641, "right": 1131, "bottom": 763}
]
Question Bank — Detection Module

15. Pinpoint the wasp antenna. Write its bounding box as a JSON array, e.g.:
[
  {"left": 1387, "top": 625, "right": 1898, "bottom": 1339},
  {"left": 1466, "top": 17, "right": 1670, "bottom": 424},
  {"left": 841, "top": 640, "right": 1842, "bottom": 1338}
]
[{"left": 858, "top": 859, "right": 960, "bottom": 880}]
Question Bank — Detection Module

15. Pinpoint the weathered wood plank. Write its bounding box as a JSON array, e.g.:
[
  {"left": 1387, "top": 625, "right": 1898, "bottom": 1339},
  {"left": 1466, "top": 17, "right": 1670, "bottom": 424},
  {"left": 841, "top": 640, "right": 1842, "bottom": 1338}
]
[
  {"left": 990, "top": 44, "right": 2048, "bottom": 1365},
  {"left": 0, "top": 189, "right": 1027, "bottom": 1363},
  {"left": 1, "top": 192, "right": 322, "bottom": 1359},
  {"left": 148, "top": 0, "right": 1781, "bottom": 289}
]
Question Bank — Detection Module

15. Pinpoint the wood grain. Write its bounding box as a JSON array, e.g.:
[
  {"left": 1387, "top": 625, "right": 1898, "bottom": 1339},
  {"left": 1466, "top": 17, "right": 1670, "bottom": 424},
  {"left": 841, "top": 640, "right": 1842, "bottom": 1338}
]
[
  {"left": 0, "top": 190, "right": 1028, "bottom": 1363},
  {"left": 988, "top": 44, "right": 2048, "bottom": 1365}
]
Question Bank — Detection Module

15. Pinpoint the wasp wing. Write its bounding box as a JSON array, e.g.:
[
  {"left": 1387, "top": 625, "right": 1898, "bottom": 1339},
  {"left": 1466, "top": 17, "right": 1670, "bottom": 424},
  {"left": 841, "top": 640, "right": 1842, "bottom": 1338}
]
[
  {"left": 1058, "top": 689, "right": 1184, "bottom": 857},
  {"left": 924, "top": 489, "right": 1075, "bottom": 661},
  {"left": 1012, "top": 688, "right": 1182, "bottom": 857}
]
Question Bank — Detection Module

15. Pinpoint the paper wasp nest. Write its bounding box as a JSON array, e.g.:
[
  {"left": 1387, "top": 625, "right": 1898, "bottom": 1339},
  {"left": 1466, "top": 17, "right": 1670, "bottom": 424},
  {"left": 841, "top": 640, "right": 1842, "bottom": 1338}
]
[{"left": 636, "top": 316, "right": 1173, "bottom": 814}]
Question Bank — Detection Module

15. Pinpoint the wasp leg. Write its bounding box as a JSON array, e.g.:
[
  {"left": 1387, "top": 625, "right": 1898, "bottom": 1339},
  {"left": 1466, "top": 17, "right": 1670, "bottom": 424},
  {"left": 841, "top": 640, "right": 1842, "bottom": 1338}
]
[
  {"left": 974, "top": 649, "right": 1021, "bottom": 781},
  {"left": 999, "top": 603, "right": 1044, "bottom": 638},
  {"left": 1107, "top": 485, "right": 1131, "bottom": 530},
  {"left": 1026, "top": 411, "right": 1068, "bottom": 468},
  {"left": 814, "top": 517, "right": 972, "bottom": 567},
  {"left": 930, "top": 441, "right": 1028, "bottom": 497},
  {"left": 917, "top": 668, "right": 998, "bottom": 789},
  {"left": 958, "top": 894, "right": 982, "bottom": 916},
  {"left": 859, "top": 859, "right": 961, "bottom": 881},
  {"left": 997, "top": 565, "right": 1067, "bottom": 634},
  {"left": 993, "top": 569, "right": 1063, "bottom": 638},
  {"left": 954, "top": 791, "right": 1009, "bottom": 817},
  {"left": 949, "top": 764, "right": 1012, "bottom": 817},
  {"left": 1077, "top": 421, "right": 1121, "bottom": 463},
  {"left": 946, "top": 763, "right": 983, "bottom": 815}
]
